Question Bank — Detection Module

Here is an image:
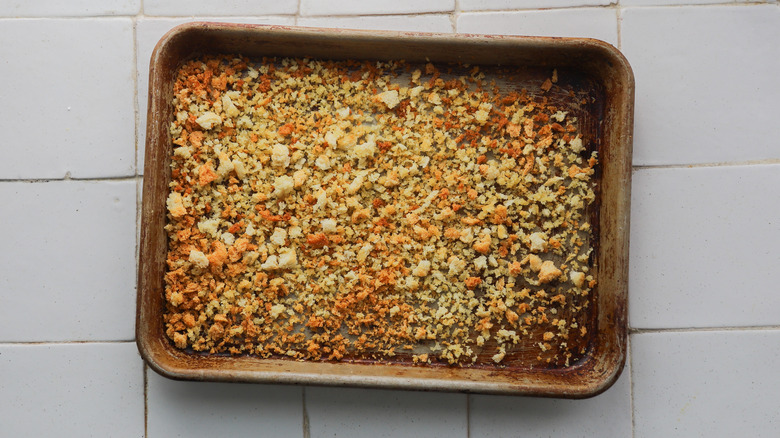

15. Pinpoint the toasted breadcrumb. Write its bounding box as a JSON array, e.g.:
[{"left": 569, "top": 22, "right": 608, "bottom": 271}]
[
  {"left": 166, "top": 192, "right": 186, "bottom": 217},
  {"left": 188, "top": 250, "right": 209, "bottom": 269},
  {"left": 376, "top": 89, "right": 400, "bottom": 109},
  {"left": 538, "top": 260, "right": 563, "bottom": 283},
  {"left": 195, "top": 111, "right": 221, "bottom": 130},
  {"left": 163, "top": 56, "right": 598, "bottom": 367}
]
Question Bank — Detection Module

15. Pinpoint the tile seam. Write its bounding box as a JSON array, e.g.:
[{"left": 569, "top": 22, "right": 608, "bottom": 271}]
[
  {"left": 620, "top": 0, "right": 774, "bottom": 6},
  {"left": 142, "top": 12, "right": 450, "bottom": 19},
  {"left": 451, "top": 0, "right": 461, "bottom": 32},
  {"left": 134, "top": 14, "right": 297, "bottom": 19},
  {"left": 0, "top": 340, "right": 137, "bottom": 345},
  {"left": 466, "top": 393, "right": 471, "bottom": 438},
  {"left": 298, "top": 8, "right": 456, "bottom": 18},
  {"left": 133, "top": 10, "right": 140, "bottom": 180},
  {"left": 136, "top": 5, "right": 147, "bottom": 436},
  {"left": 4, "top": 156, "right": 780, "bottom": 183},
  {"left": 616, "top": 3, "right": 622, "bottom": 49},
  {"left": 302, "top": 387, "right": 310, "bottom": 438},
  {"left": 0, "top": 176, "right": 140, "bottom": 183},
  {"left": 459, "top": 4, "right": 631, "bottom": 14},
  {"left": 0, "top": 15, "right": 142, "bottom": 19},
  {"left": 460, "top": 2, "right": 770, "bottom": 13},
  {"left": 628, "top": 334, "right": 636, "bottom": 438},
  {"left": 632, "top": 159, "right": 780, "bottom": 170},
  {"left": 144, "top": 365, "right": 149, "bottom": 438},
  {"left": 630, "top": 326, "right": 780, "bottom": 334}
]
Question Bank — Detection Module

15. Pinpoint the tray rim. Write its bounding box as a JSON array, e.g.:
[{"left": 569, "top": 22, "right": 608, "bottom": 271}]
[{"left": 136, "top": 22, "right": 634, "bottom": 398}]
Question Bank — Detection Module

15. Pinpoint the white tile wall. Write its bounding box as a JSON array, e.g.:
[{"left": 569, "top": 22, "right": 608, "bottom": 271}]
[
  {"left": 305, "top": 387, "right": 467, "bottom": 437},
  {"left": 0, "top": 0, "right": 140, "bottom": 17},
  {"left": 298, "top": 14, "right": 454, "bottom": 32},
  {"left": 144, "top": 0, "right": 298, "bottom": 16},
  {"left": 147, "top": 371, "right": 303, "bottom": 436},
  {"left": 620, "top": 0, "right": 744, "bottom": 6},
  {"left": 470, "top": 362, "right": 633, "bottom": 437},
  {"left": 632, "top": 330, "right": 780, "bottom": 437},
  {"left": 629, "top": 165, "right": 780, "bottom": 329},
  {"left": 457, "top": 8, "right": 619, "bottom": 46},
  {"left": 460, "top": 0, "right": 611, "bottom": 11},
  {"left": 0, "top": 343, "right": 144, "bottom": 437},
  {"left": 0, "top": 18, "right": 135, "bottom": 179},
  {"left": 622, "top": 5, "right": 780, "bottom": 165},
  {"left": 0, "top": 181, "right": 137, "bottom": 341},
  {"left": 3, "top": 2, "right": 779, "bottom": 436},
  {"left": 300, "top": 0, "right": 455, "bottom": 16}
]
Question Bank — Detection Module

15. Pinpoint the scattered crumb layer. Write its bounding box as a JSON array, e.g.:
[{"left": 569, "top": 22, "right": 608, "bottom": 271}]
[{"left": 163, "top": 55, "right": 598, "bottom": 367}]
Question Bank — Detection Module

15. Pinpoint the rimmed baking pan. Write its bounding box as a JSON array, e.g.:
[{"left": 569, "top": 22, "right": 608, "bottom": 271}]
[{"left": 137, "top": 22, "right": 633, "bottom": 398}]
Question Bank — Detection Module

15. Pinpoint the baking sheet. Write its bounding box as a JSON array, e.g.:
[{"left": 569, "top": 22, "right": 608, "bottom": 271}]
[{"left": 137, "top": 22, "right": 634, "bottom": 397}]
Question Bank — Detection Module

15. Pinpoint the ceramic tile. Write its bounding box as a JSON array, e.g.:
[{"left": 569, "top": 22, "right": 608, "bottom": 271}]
[
  {"left": 621, "top": 5, "right": 780, "bottom": 165},
  {"left": 632, "top": 330, "right": 780, "bottom": 437},
  {"left": 0, "top": 18, "right": 135, "bottom": 179},
  {"left": 144, "top": 0, "right": 297, "bottom": 16},
  {"left": 620, "top": 0, "right": 746, "bottom": 5},
  {"left": 135, "top": 16, "right": 295, "bottom": 174},
  {"left": 629, "top": 165, "right": 780, "bottom": 329},
  {"left": 147, "top": 371, "right": 303, "bottom": 437},
  {"left": 300, "top": 0, "right": 455, "bottom": 16},
  {"left": 460, "top": 0, "right": 611, "bottom": 11},
  {"left": 0, "top": 180, "right": 136, "bottom": 341},
  {"left": 298, "top": 14, "right": 454, "bottom": 32},
  {"left": 0, "top": 343, "right": 143, "bottom": 437},
  {"left": 469, "top": 363, "right": 632, "bottom": 437},
  {"left": 0, "top": 0, "right": 140, "bottom": 16},
  {"left": 306, "top": 387, "right": 467, "bottom": 438},
  {"left": 457, "top": 8, "right": 619, "bottom": 46}
]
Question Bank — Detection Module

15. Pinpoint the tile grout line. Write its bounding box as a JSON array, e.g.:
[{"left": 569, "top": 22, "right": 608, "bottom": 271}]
[
  {"left": 0, "top": 340, "right": 137, "bottom": 346},
  {"left": 4, "top": 324, "right": 778, "bottom": 347},
  {"left": 615, "top": 3, "right": 622, "bottom": 50},
  {"left": 295, "top": 10, "right": 455, "bottom": 19},
  {"left": 451, "top": 0, "right": 460, "bottom": 33},
  {"left": 630, "top": 325, "right": 780, "bottom": 334},
  {"left": 628, "top": 332, "right": 636, "bottom": 438},
  {"left": 132, "top": 13, "right": 144, "bottom": 435},
  {"left": 456, "top": 4, "right": 622, "bottom": 14},
  {"left": 632, "top": 159, "right": 780, "bottom": 170},
  {"left": 2, "top": 158, "right": 779, "bottom": 184},
  {"left": 0, "top": 15, "right": 145, "bottom": 19},
  {"left": 0, "top": 176, "right": 139, "bottom": 183},
  {"left": 133, "top": 9, "right": 140, "bottom": 179},
  {"left": 302, "top": 387, "right": 310, "bottom": 438},
  {"left": 0, "top": 13, "right": 300, "bottom": 20},
  {"left": 135, "top": 14, "right": 296, "bottom": 20},
  {"left": 458, "top": 1, "right": 772, "bottom": 13},
  {"left": 144, "top": 365, "right": 149, "bottom": 438},
  {"left": 138, "top": 5, "right": 148, "bottom": 437},
  {"left": 466, "top": 393, "right": 471, "bottom": 438}
]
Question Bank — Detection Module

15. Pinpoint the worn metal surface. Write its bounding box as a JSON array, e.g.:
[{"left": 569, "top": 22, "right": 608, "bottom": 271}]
[{"left": 137, "top": 22, "right": 634, "bottom": 397}]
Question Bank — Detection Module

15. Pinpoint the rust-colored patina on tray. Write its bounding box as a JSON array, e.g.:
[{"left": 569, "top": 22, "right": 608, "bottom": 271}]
[{"left": 137, "top": 22, "right": 633, "bottom": 397}]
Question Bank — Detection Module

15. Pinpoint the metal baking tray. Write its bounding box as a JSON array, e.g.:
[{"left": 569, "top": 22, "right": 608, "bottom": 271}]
[{"left": 137, "top": 22, "right": 633, "bottom": 398}]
